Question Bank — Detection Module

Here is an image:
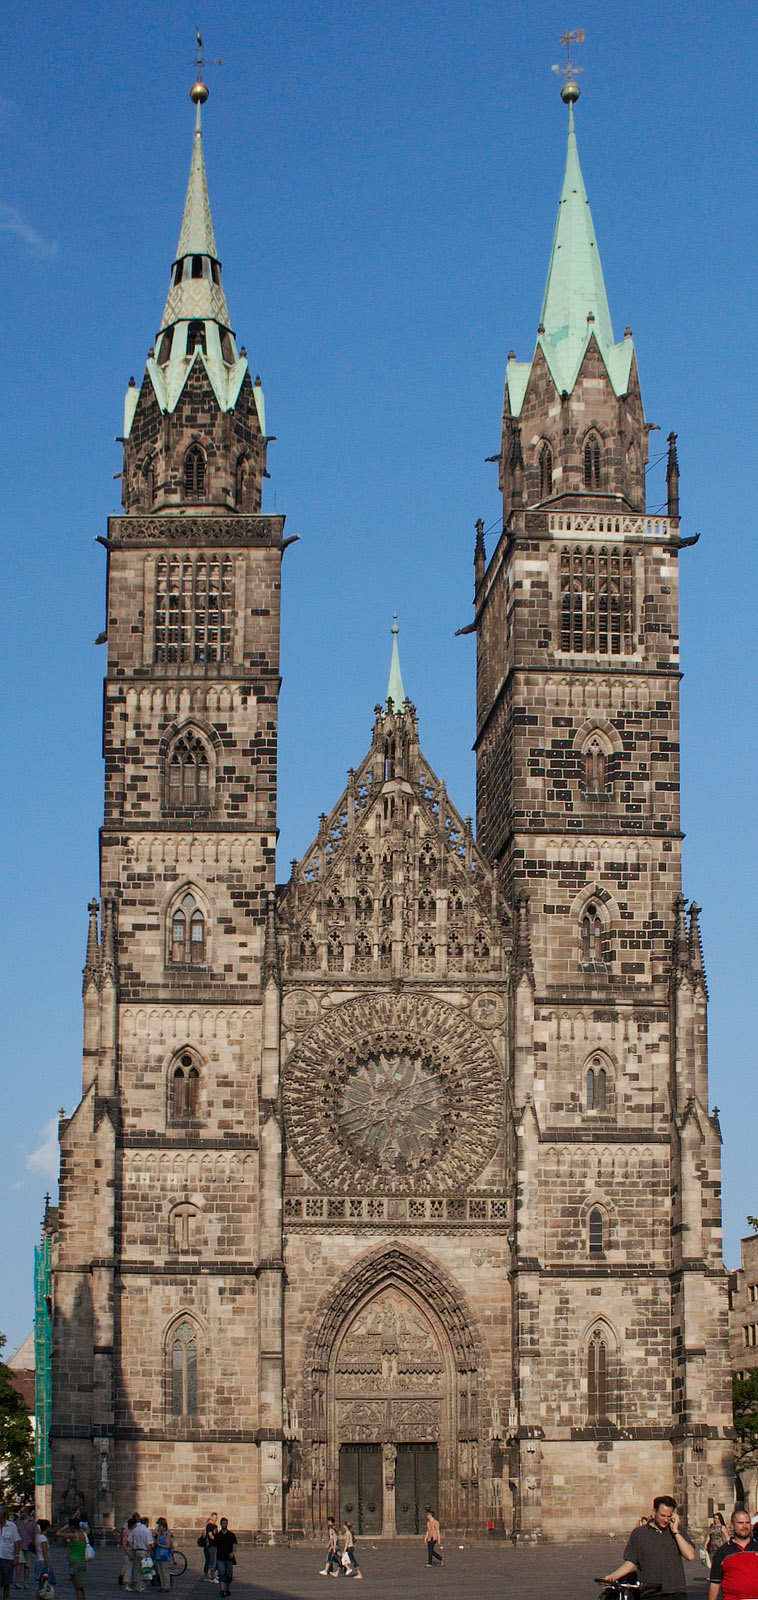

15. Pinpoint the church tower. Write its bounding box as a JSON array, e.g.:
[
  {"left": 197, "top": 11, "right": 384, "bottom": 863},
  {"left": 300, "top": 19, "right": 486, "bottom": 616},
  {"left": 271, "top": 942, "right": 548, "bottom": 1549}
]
[
  {"left": 51, "top": 76, "right": 290, "bottom": 1533},
  {"left": 472, "top": 70, "right": 732, "bottom": 1532}
]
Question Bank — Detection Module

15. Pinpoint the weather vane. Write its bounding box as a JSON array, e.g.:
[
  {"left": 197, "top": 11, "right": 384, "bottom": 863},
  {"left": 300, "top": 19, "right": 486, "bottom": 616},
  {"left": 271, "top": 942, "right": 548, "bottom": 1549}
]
[
  {"left": 190, "top": 25, "right": 222, "bottom": 104},
  {"left": 551, "top": 27, "right": 585, "bottom": 104}
]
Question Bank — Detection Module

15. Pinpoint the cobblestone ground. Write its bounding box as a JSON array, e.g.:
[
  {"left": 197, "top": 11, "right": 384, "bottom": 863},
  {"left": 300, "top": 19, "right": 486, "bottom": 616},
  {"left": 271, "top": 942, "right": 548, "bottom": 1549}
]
[{"left": 47, "top": 1539, "right": 711, "bottom": 1600}]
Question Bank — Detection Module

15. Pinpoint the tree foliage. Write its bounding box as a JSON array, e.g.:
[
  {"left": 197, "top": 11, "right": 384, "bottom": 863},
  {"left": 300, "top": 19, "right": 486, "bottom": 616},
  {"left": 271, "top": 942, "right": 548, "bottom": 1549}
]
[
  {"left": 734, "top": 1369, "right": 758, "bottom": 1473},
  {"left": 0, "top": 1334, "right": 35, "bottom": 1504}
]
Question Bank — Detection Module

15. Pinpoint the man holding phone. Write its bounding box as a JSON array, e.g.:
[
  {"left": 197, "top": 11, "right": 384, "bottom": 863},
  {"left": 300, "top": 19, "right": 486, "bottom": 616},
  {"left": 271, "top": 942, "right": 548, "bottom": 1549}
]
[{"left": 604, "top": 1495, "right": 695, "bottom": 1599}]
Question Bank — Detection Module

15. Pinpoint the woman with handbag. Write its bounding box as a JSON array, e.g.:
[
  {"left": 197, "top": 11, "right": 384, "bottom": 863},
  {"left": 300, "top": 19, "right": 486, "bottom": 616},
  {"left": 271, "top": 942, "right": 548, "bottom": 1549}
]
[
  {"left": 341, "top": 1526, "right": 362, "bottom": 1579},
  {"left": 152, "top": 1523, "right": 172, "bottom": 1594},
  {"left": 54, "top": 1519, "right": 87, "bottom": 1600}
]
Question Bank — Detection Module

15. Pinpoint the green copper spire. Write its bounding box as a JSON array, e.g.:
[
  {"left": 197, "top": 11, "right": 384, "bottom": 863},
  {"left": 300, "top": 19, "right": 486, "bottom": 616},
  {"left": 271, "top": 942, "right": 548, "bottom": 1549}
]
[
  {"left": 506, "top": 96, "right": 634, "bottom": 415},
  {"left": 124, "top": 82, "right": 263, "bottom": 436},
  {"left": 538, "top": 104, "right": 614, "bottom": 388},
  {"left": 176, "top": 98, "right": 220, "bottom": 260},
  {"left": 386, "top": 615, "right": 406, "bottom": 712}
]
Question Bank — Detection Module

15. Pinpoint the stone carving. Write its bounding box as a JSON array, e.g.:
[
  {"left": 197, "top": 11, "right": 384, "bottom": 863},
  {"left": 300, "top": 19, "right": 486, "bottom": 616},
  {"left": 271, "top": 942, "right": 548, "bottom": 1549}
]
[
  {"left": 337, "top": 1401, "right": 385, "bottom": 1441},
  {"left": 390, "top": 1400, "right": 440, "bottom": 1441},
  {"left": 336, "top": 1291, "right": 444, "bottom": 1398},
  {"left": 283, "top": 991, "right": 320, "bottom": 1030},
  {"left": 471, "top": 992, "right": 505, "bottom": 1028},
  {"left": 383, "top": 1442, "right": 397, "bottom": 1487},
  {"left": 338, "top": 1052, "right": 446, "bottom": 1172},
  {"left": 283, "top": 993, "right": 501, "bottom": 1191}
]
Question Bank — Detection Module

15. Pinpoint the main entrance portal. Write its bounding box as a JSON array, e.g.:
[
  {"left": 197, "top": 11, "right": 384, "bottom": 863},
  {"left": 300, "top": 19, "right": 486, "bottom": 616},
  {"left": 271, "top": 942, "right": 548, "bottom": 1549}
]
[
  {"left": 338, "top": 1442, "right": 438, "bottom": 1535},
  {"left": 306, "top": 1255, "right": 484, "bottom": 1537}
]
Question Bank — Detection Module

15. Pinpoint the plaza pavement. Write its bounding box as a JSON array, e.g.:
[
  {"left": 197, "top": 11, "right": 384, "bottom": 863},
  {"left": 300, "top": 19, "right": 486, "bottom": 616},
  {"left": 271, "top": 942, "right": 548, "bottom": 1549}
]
[{"left": 58, "top": 1537, "right": 711, "bottom": 1600}]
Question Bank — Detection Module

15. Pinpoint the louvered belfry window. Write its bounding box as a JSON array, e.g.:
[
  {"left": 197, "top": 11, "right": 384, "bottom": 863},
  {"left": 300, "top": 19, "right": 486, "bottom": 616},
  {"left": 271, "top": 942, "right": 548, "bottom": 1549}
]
[
  {"left": 560, "top": 547, "right": 634, "bottom": 654},
  {"left": 155, "top": 555, "right": 233, "bottom": 664}
]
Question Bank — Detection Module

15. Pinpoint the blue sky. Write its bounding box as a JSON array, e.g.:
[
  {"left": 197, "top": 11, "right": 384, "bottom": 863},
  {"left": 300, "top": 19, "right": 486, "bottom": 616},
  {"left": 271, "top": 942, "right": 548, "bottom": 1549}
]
[{"left": 1, "top": 0, "right": 755, "bottom": 1352}]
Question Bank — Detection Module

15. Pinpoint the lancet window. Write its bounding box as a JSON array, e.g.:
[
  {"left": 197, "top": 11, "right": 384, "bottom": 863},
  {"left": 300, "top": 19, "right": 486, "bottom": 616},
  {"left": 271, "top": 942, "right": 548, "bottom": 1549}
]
[
  {"left": 184, "top": 441, "right": 206, "bottom": 495},
  {"left": 587, "top": 1328, "right": 609, "bottom": 1420},
  {"left": 172, "top": 1054, "right": 200, "bottom": 1119},
  {"left": 167, "top": 731, "right": 211, "bottom": 807},
  {"left": 154, "top": 555, "right": 233, "bottom": 665},
  {"left": 583, "top": 435, "right": 602, "bottom": 489},
  {"left": 538, "top": 442, "right": 553, "bottom": 499},
  {"left": 586, "top": 1060, "right": 607, "bottom": 1113},
  {"left": 170, "top": 893, "right": 206, "bottom": 966},
  {"left": 170, "top": 1322, "right": 198, "bottom": 1418}
]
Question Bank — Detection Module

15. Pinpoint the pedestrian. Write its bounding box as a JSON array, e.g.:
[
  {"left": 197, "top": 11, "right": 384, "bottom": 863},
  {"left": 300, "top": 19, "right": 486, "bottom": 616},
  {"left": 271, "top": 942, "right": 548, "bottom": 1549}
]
[
  {"left": 320, "top": 1519, "right": 341, "bottom": 1577},
  {"left": 704, "top": 1512, "right": 729, "bottom": 1565},
  {"left": 126, "top": 1518, "right": 153, "bottom": 1594},
  {"left": 16, "top": 1509, "right": 39, "bottom": 1591},
  {"left": 213, "top": 1520, "right": 237, "bottom": 1597},
  {"left": 198, "top": 1520, "right": 218, "bottom": 1584},
  {"left": 32, "top": 1521, "right": 52, "bottom": 1596},
  {"left": 54, "top": 1519, "right": 87, "bottom": 1600},
  {"left": 341, "top": 1526, "right": 361, "bottom": 1580},
  {"left": 424, "top": 1512, "right": 443, "bottom": 1568},
  {"left": 0, "top": 1510, "right": 20, "bottom": 1600},
  {"left": 707, "top": 1509, "right": 758, "bottom": 1600},
  {"left": 120, "top": 1518, "right": 139, "bottom": 1590},
  {"left": 152, "top": 1523, "right": 172, "bottom": 1595},
  {"left": 604, "top": 1495, "right": 695, "bottom": 1600}
]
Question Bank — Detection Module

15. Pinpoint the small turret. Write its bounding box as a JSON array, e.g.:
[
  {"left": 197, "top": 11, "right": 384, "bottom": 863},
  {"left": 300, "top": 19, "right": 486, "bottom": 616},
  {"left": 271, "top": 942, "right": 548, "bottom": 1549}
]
[{"left": 666, "top": 432, "right": 680, "bottom": 519}]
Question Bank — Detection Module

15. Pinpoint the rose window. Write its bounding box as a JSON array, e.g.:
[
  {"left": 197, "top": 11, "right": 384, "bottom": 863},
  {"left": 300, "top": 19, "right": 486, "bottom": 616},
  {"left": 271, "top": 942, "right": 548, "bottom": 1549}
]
[{"left": 338, "top": 1052, "right": 447, "bottom": 1171}]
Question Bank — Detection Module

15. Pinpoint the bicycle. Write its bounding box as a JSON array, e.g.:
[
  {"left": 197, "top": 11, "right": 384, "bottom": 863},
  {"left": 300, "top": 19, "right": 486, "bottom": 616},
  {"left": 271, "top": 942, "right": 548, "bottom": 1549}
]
[
  {"left": 594, "top": 1581, "right": 662, "bottom": 1599},
  {"left": 170, "top": 1551, "right": 188, "bottom": 1578}
]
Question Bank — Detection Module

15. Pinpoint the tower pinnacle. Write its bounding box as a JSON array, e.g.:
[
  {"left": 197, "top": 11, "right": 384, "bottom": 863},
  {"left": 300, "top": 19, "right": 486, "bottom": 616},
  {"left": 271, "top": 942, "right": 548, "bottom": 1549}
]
[{"left": 386, "top": 615, "right": 406, "bottom": 712}]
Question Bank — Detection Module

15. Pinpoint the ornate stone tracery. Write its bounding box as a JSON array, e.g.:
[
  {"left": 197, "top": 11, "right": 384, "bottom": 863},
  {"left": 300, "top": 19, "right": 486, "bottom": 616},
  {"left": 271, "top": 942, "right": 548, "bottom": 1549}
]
[{"left": 283, "top": 992, "right": 501, "bottom": 1192}]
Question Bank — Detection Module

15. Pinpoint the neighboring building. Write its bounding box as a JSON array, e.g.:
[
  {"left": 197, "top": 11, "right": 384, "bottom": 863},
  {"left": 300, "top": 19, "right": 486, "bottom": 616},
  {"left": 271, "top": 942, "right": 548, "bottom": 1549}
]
[
  {"left": 48, "top": 70, "right": 733, "bottom": 1541},
  {"left": 730, "top": 1235, "right": 758, "bottom": 1376}
]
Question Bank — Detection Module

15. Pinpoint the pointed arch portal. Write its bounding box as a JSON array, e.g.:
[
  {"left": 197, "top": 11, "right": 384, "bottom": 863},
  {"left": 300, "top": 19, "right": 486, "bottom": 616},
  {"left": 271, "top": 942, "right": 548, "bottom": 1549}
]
[{"left": 302, "top": 1248, "right": 484, "bottom": 1537}]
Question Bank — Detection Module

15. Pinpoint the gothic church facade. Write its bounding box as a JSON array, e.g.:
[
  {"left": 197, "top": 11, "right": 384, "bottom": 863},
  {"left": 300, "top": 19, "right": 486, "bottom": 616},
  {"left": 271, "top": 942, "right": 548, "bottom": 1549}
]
[{"left": 49, "top": 76, "right": 732, "bottom": 1540}]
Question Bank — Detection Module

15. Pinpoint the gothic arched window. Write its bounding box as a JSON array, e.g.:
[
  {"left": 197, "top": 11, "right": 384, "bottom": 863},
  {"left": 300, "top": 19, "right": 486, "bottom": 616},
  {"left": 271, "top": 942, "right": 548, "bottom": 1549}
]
[
  {"left": 538, "top": 443, "right": 553, "bottom": 499},
  {"left": 583, "top": 739, "right": 607, "bottom": 794},
  {"left": 587, "top": 1329, "right": 609, "bottom": 1420},
  {"left": 141, "top": 454, "right": 156, "bottom": 508},
  {"left": 172, "top": 1053, "right": 200, "bottom": 1119},
  {"left": 170, "top": 1321, "right": 198, "bottom": 1418},
  {"left": 588, "top": 1207, "right": 605, "bottom": 1257},
  {"left": 167, "top": 732, "right": 211, "bottom": 808},
  {"left": 170, "top": 893, "right": 206, "bottom": 966},
  {"left": 584, "top": 435, "right": 602, "bottom": 489},
  {"left": 581, "top": 904, "right": 603, "bottom": 964},
  {"left": 586, "top": 1060, "right": 607, "bottom": 1113},
  {"left": 184, "top": 443, "right": 206, "bottom": 498}
]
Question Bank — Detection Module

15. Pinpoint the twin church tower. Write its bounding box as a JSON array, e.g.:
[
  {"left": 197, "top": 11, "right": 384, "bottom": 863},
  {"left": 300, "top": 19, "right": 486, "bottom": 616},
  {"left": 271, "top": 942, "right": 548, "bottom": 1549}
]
[{"left": 49, "top": 68, "right": 732, "bottom": 1540}]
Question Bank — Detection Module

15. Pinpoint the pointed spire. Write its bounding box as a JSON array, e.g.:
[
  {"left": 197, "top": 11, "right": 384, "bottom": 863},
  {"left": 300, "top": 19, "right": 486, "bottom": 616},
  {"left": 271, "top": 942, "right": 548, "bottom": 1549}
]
[
  {"left": 689, "top": 902, "right": 707, "bottom": 991},
  {"left": 539, "top": 105, "right": 614, "bottom": 377},
  {"left": 666, "top": 432, "right": 680, "bottom": 518},
  {"left": 386, "top": 615, "right": 406, "bottom": 712},
  {"left": 515, "top": 891, "right": 535, "bottom": 986},
  {"left": 263, "top": 894, "right": 281, "bottom": 988},
  {"left": 83, "top": 899, "right": 100, "bottom": 987},
  {"left": 101, "top": 897, "right": 117, "bottom": 985},
  {"left": 673, "top": 893, "right": 690, "bottom": 974},
  {"left": 159, "top": 91, "right": 232, "bottom": 338},
  {"left": 474, "top": 518, "right": 486, "bottom": 591},
  {"left": 506, "top": 94, "right": 634, "bottom": 414}
]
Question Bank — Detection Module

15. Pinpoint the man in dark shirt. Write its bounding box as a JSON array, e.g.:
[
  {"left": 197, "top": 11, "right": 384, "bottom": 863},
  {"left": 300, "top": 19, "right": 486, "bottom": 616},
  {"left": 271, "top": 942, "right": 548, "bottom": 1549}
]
[
  {"left": 708, "top": 1509, "right": 758, "bottom": 1600},
  {"left": 604, "top": 1494, "right": 695, "bottom": 1600},
  {"left": 214, "top": 1520, "right": 237, "bottom": 1598}
]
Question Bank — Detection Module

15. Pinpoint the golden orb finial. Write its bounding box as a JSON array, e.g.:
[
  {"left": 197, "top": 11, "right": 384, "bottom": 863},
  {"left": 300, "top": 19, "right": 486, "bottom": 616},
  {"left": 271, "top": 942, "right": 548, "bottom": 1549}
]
[{"left": 190, "top": 80, "right": 209, "bottom": 105}]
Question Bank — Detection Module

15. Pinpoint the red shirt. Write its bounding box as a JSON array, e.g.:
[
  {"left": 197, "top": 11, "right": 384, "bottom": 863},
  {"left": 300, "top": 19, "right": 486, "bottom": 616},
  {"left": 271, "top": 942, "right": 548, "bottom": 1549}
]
[{"left": 710, "top": 1539, "right": 758, "bottom": 1599}]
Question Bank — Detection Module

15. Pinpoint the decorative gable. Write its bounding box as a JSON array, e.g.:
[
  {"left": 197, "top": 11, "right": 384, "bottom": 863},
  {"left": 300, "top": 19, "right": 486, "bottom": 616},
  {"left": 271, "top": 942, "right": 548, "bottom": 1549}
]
[{"left": 278, "top": 702, "right": 511, "bottom": 979}]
